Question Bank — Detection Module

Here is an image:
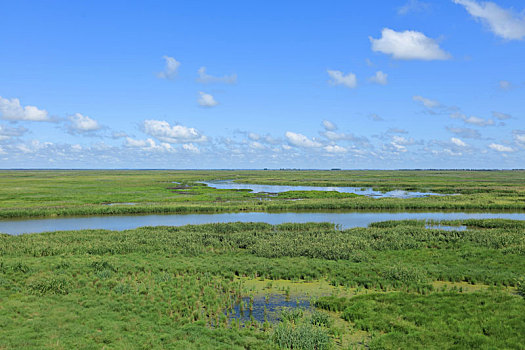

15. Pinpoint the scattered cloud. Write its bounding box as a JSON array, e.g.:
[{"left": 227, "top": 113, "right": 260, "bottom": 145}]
[
  {"left": 398, "top": 0, "right": 431, "bottom": 15},
  {"left": 453, "top": 0, "right": 525, "bottom": 40},
  {"left": 413, "top": 95, "right": 440, "bottom": 108},
  {"left": 492, "top": 111, "right": 511, "bottom": 120},
  {"left": 285, "top": 131, "right": 322, "bottom": 148},
  {"left": 451, "top": 137, "right": 467, "bottom": 147},
  {"left": 489, "top": 143, "right": 514, "bottom": 152},
  {"left": 369, "top": 71, "right": 388, "bottom": 85},
  {"left": 370, "top": 28, "right": 451, "bottom": 60},
  {"left": 322, "top": 120, "right": 337, "bottom": 131},
  {"left": 369, "top": 113, "right": 384, "bottom": 121},
  {"left": 513, "top": 130, "right": 525, "bottom": 146},
  {"left": 324, "top": 145, "right": 347, "bottom": 153},
  {"left": 183, "top": 143, "right": 200, "bottom": 153},
  {"left": 68, "top": 113, "right": 101, "bottom": 134},
  {"left": 327, "top": 70, "right": 357, "bottom": 88},
  {"left": 387, "top": 128, "right": 408, "bottom": 134},
  {"left": 446, "top": 126, "right": 482, "bottom": 139},
  {"left": 125, "top": 137, "right": 174, "bottom": 152},
  {"left": 499, "top": 80, "right": 512, "bottom": 90},
  {"left": 111, "top": 131, "right": 128, "bottom": 139},
  {"left": 197, "top": 67, "right": 237, "bottom": 84},
  {"left": 197, "top": 92, "right": 218, "bottom": 107},
  {"left": 451, "top": 112, "right": 495, "bottom": 126},
  {"left": 0, "top": 96, "right": 50, "bottom": 122},
  {"left": 0, "top": 124, "right": 27, "bottom": 141},
  {"left": 157, "top": 56, "right": 180, "bottom": 79},
  {"left": 143, "top": 119, "right": 207, "bottom": 143}
]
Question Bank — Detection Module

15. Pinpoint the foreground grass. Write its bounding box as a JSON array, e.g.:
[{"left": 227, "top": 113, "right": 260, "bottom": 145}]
[
  {"left": 1, "top": 220, "right": 524, "bottom": 349},
  {"left": 0, "top": 170, "right": 524, "bottom": 218}
]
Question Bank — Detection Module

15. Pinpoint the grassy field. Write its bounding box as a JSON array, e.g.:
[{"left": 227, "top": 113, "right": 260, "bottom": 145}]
[
  {"left": 0, "top": 170, "right": 524, "bottom": 218},
  {"left": 1, "top": 220, "right": 524, "bottom": 349}
]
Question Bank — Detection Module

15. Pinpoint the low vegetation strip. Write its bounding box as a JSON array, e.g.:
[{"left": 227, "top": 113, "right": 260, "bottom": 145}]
[
  {"left": 0, "top": 170, "right": 524, "bottom": 218},
  {"left": 1, "top": 220, "right": 523, "bottom": 348}
]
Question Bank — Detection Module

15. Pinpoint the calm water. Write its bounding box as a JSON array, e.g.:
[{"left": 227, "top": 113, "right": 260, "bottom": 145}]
[
  {"left": 2, "top": 211, "right": 524, "bottom": 235},
  {"left": 200, "top": 180, "right": 450, "bottom": 199},
  {"left": 228, "top": 294, "right": 311, "bottom": 324}
]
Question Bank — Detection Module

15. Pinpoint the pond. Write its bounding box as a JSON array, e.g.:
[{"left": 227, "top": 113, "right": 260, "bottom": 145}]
[
  {"left": 1, "top": 211, "right": 524, "bottom": 235},
  {"left": 199, "top": 180, "right": 453, "bottom": 199}
]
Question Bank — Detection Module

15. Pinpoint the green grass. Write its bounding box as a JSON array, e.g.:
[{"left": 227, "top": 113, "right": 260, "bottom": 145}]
[
  {"left": 1, "top": 220, "right": 524, "bottom": 349},
  {"left": 0, "top": 169, "right": 524, "bottom": 218}
]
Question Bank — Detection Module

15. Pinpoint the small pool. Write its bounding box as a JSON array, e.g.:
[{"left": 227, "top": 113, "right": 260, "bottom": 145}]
[{"left": 200, "top": 180, "right": 451, "bottom": 199}]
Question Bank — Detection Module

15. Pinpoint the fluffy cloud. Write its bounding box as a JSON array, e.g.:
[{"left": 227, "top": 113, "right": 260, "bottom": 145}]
[
  {"left": 157, "top": 56, "right": 180, "bottom": 79},
  {"left": 369, "top": 71, "right": 388, "bottom": 85},
  {"left": 453, "top": 0, "right": 525, "bottom": 40},
  {"left": 68, "top": 113, "right": 101, "bottom": 133},
  {"left": 451, "top": 137, "right": 467, "bottom": 147},
  {"left": 125, "top": 137, "right": 173, "bottom": 152},
  {"left": 197, "top": 67, "right": 237, "bottom": 84},
  {"left": 327, "top": 70, "right": 357, "bottom": 88},
  {"left": 370, "top": 28, "right": 451, "bottom": 60},
  {"left": 143, "top": 120, "right": 207, "bottom": 143},
  {"left": 198, "top": 92, "right": 218, "bottom": 107},
  {"left": 183, "top": 143, "right": 200, "bottom": 153},
  {"left": 0, "top": 96, "right": 50, "bottom": 122},
  {"left": 413, "top": 95, "right": 440, "bottom": 108},
  {"left": 285, "top": 131, "right": 322, "bottom": 148},
  {"left": 324, "top": 145, "right": 347, "bottom": 153},
  {"left": 322, "top": 120, "right": 337, "bottom": 131},
  {"left": 489, "top": 143, "right": 513, "bottom": 152},
  {"left": 451, "top": 112, "right": 495, "bottom": 126}
]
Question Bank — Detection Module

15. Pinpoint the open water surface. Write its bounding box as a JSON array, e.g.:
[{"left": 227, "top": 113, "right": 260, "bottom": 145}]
[{"left": 1, "top": 211, "right": 524, "bottom": 235}]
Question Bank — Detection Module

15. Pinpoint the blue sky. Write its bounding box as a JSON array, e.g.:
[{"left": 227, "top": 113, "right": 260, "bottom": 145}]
[{"left": 1, "top": 0, "right": 524, "bottom": 169}]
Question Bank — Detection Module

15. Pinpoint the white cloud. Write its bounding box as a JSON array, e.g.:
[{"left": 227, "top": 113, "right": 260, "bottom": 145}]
[
  {"left": 285, "top": 131, "right": 322, "bottom": 148},
  {"left": 125, "top": 137, "right": 156, "bottom": 148},
  {"left": 324, "top": 145, "right": 347, "bottom": 153},
  {"left": 249, "top": 141, "right": 266, "bottom": 150},
  {"left": 198, "top": 92, "right": 218, "bottom": 107},
  {"left": 369, "top": 71, "right": 388, "bottom": 85},
  {"left": 489, "top": 143, "right": 513, "bottom": 152},
  {"left": 392, "top": 135, "right": 415, "bottom": 145},
  {"left": 322, "top": 120, "right": 337, "bottom": 131},
  {"left": 492, "top": 111, "right": 511, "bottom": 120},
  {"left": 0, "top": 124, "right": 27, "bottom": 141},
  {"left": 68, "top": 113, "right": 101, "bottom": 133},
  {"left": 197, "top": 67, "right": 237, "bottom": 84},
  {"left": 0, "top": 96, "right": 50, "bottom": 122},
  {"left": 513, "top": 130, "right": 525, "bottom": 146},
  {"left": 125, "top": 137, "right": 173, "bottom": 152},
  {"left": 499, "top": 80, "right": 512, "bottom": 90},
  {"left": 370, "top": 28, "right": 451, "bottom": 60},
  {"left": 453, "top": 0, "right": 525, "bottom": 40},
  {"left": 451, "top": 112, "right": 495, "bottom": 126},
  {"left": 143, "top": 120, "right": 207, "bottom": 144},
  {"left": 413, "top": 95, "right": 440, "bottom": 108},
  {"left": 327, "top": 70, "right": 357, "bottom": 88},
  {"left": 398, "top": 0, "right": 430, "bottom": 15},
  {"left": 183, "top": 143, "right": 200, "bottom": 153},
  {"left": 157, "top": 56, "right": 180, "bottom": 79},
  {"left": 451, "top": 137, "right": 467, "bottom": 147}
]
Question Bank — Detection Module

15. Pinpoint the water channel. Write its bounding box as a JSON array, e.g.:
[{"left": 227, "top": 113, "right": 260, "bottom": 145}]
[{"left": 2, "top": 211, "right": 524, "bottom": 235}]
